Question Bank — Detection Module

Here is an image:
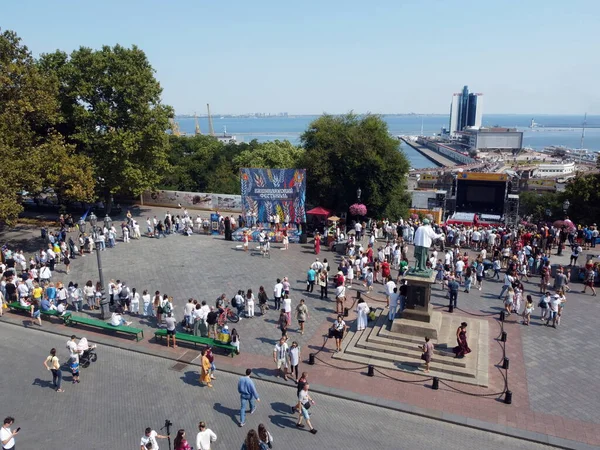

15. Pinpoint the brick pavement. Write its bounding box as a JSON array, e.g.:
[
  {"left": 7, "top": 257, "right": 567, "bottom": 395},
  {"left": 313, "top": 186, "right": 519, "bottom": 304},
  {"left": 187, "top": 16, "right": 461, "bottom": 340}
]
[
  {"left": 2, "top": 207, "right": 600, "bottom": 447},
  {"left": 0, "top": 326, "right": 560, "bottom": 450}
]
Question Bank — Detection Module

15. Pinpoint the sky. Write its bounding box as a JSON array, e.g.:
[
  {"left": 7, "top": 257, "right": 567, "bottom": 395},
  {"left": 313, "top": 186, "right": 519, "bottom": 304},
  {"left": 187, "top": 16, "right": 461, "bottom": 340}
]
[{"left": 3, "top": 0, "right": 600, "bottom": 115}]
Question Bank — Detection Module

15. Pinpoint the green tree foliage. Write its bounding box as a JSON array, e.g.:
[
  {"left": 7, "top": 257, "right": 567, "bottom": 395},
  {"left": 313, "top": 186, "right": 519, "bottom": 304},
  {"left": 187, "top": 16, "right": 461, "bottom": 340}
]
[
  {"left": 0, "top": 30, "right": 94, "bottom": 226},
  {"left": 518, "top": 190, "right": 563, "bottom": 222},
  {"left": 162, "top": 137, "right": 303, "bottom": 195},
  {"left": 39, "top": 44, "right": 172, "bottom": 212},
  {"left": 300, "top": 113, "right": 410, "bottom": 218},
  {"left": 233, "top": 140, "right": 305, "bottom": 169},
  {"left": 562, "top": 173, "right": 600, "bottom": 224}
]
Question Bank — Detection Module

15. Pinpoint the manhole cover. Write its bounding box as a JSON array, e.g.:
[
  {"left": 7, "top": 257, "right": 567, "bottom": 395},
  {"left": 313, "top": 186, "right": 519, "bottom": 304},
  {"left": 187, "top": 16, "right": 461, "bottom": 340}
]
[{"left": 169, "top": 362, "right": 188, "bottom": 372}]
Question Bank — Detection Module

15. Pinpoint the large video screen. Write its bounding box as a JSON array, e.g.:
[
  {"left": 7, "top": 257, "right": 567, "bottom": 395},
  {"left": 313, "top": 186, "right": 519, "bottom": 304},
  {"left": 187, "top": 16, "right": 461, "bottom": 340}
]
[{"left": 456, "top": 180, "right": 505, "bottom": 214}]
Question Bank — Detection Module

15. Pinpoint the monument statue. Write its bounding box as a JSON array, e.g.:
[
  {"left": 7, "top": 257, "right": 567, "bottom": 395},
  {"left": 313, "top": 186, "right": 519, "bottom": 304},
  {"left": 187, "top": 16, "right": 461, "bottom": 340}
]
[{"left": 411, "top": 219, "right": 443, "bottom": 275}]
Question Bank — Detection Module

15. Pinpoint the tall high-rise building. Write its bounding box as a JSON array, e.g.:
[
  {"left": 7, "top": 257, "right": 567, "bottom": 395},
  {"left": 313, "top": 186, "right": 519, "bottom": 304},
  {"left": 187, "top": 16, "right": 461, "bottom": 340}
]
[{"left": 448, "top": 85, "right": 483, "bottom": 134}]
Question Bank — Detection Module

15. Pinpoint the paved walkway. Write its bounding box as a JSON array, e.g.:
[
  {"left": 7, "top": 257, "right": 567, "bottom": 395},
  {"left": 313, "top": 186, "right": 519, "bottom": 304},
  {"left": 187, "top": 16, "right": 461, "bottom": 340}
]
[
  {"left": 0, "top": 326, "right": 559, "bottom": 450},
  {"left": 1, "top": 207, "right": 599, "bottom": 448}
]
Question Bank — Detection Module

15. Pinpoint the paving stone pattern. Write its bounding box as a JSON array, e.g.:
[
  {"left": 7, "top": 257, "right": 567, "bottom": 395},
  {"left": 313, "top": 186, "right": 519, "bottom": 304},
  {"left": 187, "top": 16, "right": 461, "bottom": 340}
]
[{"left": 0, "top": 326, "right": 554, "bottom": 450}]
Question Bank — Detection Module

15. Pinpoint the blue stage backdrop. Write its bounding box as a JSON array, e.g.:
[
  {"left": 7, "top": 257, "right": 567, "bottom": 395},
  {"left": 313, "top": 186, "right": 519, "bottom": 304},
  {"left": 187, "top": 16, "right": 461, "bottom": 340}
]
[{"left": 240, "top": 168, "right": 306, "bottom": 224}]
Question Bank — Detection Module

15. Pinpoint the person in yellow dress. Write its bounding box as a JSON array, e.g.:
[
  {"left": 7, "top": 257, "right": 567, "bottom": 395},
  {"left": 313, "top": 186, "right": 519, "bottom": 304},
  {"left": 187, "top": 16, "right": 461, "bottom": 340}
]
[{"left": 200, "top": 348, "right": 213, "bottom": 388}]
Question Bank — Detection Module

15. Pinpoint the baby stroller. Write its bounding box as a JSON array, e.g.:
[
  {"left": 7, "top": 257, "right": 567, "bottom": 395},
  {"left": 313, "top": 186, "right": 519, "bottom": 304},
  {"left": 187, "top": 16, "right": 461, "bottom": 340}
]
[{"left": 77, "top": 337, "right": 98, "bottom": 368}]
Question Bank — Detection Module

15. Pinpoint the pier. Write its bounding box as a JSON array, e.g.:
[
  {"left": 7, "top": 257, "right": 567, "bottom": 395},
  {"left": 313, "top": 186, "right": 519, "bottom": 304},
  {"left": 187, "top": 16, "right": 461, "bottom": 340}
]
[{"left": 400, "top": 138, "right": 457, "bottom": 167}]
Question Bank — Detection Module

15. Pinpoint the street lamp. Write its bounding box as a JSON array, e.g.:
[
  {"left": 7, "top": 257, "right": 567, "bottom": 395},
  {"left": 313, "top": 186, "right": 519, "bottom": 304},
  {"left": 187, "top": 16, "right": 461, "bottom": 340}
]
[
  {"left": 89, "top": 212, "right": 109, "bottom": 319},
  {"left": 78, "top": 218, "right": 86, "bottom": 234},
  {"left": 563, "top": 199, "right": 570, "bottom": 214},
  {"left": 356, "top": 187, "right": 362, "bottom": 201}
]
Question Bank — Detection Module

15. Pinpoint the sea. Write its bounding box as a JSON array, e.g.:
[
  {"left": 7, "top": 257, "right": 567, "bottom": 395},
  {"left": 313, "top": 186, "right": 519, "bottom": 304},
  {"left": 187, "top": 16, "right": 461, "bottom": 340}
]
[{"left": 174, "top": 114, "right": 600, "bottom": 169}]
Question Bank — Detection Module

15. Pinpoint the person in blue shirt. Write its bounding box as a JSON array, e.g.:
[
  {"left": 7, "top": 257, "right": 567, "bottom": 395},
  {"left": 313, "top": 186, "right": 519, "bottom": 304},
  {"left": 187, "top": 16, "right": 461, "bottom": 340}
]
[
  {"left": 237, "top": 368, "right": 260, "bottom": 427},
  {"left": 306, "top": 268, "right": 316, "bottom": 293},
  {"left": 40, "top": 298, "right": 56, "bottom": 312},
  {"left": 45, "top": 283, "right": 57, "bottom": 302}
]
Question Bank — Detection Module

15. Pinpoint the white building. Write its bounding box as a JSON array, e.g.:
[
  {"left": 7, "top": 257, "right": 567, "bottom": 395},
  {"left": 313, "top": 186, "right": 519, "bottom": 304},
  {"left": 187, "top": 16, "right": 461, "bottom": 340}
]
[{"left": 533, "top": 161, "right": 575, "bottom": 178}]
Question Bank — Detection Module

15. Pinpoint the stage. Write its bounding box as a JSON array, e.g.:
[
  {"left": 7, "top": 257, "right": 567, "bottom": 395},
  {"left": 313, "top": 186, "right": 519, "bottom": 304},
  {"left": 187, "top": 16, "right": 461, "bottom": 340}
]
[{"left": 231, "top": 227, "right": 302, "bottom": 244}]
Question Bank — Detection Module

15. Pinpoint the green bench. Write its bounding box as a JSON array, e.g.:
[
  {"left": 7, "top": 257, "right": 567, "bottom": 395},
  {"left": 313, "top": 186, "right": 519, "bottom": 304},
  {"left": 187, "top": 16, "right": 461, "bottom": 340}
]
[
  {"left": 154, "top": 329, "right": 237, "bottom": 356},
  {"left": 64, "top": 315, "right": 144, "bottom": 341},
  {"left": 8, "top": 302, "right": 72, "bottom": 321}
]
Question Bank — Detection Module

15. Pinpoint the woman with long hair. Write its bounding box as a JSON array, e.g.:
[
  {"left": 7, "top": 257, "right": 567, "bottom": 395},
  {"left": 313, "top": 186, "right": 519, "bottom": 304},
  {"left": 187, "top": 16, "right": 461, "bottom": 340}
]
[
  {"left": 257, "top": 423, "right": 274, "bottom": 449},
  {"left": 241, "top": 429, "right": 268, "bottom": 450},
  {"left": 199, "top": 348, "right": 213, "bottom": 388},
  {"left": 453, "top": 322, "right": 471, "bottom": 358},
  {"left": 173, "top": 429, "right": 192, "bottom": 450}
]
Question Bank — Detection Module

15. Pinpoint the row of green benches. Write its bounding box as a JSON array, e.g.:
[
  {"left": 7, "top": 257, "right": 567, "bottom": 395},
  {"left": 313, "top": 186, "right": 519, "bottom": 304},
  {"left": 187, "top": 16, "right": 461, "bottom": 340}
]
[{"left": 5, "top": 302, "right": 236, "bottom": 354}]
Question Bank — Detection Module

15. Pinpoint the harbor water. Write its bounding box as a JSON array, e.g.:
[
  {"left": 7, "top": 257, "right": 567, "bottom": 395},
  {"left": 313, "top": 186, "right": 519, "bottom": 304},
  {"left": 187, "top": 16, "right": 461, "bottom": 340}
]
[{"left": 174, "top": 114, "right": 600, "bottom": 169}]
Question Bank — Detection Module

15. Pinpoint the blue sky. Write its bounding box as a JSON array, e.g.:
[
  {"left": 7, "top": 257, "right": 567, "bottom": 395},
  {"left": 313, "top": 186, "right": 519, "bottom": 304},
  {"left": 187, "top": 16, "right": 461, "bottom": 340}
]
[{"left": 3, "top": 0, "right": 599, "bottom": 115}]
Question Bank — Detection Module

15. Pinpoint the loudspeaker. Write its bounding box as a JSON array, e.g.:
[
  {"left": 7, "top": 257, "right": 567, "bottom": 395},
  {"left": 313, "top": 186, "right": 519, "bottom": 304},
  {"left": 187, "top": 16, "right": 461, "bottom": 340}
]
[{"left": 299, "top": 233, "right": 307, "bottom": 244}]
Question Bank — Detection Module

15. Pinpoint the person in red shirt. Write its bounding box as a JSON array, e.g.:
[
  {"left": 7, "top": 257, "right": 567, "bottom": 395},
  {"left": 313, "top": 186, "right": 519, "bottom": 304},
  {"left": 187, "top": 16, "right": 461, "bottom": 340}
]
[{"left": 381, "top": 260, "right": 391, "bottom": 280}]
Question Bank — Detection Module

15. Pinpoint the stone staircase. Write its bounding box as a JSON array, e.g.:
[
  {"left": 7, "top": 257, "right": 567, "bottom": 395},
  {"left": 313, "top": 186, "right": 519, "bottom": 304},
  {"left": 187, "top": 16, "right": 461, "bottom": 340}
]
[{"left": 332, "top": 307, "right": 489, "bottom": 386}]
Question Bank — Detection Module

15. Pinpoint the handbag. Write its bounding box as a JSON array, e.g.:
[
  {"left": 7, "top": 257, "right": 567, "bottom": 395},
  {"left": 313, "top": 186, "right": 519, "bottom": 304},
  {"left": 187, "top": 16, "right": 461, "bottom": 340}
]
[{"left": 303, "top": 401, "right": 311, "bottom": 410}]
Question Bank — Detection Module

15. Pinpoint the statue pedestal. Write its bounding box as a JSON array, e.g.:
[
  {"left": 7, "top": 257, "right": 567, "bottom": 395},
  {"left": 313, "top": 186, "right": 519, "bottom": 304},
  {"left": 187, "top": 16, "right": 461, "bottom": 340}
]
[{"left": 392, "top": 271, "right": 442, "bottom": 340}]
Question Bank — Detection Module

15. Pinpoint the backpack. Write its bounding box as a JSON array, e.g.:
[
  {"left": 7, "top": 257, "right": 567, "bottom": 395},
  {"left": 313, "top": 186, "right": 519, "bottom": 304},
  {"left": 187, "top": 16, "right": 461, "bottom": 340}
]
[{"left": 162, "top": 300, "right": 172, "bottom": 314}]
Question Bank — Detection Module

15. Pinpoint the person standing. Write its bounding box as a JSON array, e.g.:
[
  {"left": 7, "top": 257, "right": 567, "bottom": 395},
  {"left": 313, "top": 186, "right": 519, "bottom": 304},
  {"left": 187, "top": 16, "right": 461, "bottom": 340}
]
[
  {"left": 277, "top": 309, "right": 289, "bottom": 337},
  {"left": 582, "top": 265, "right": 597, "bottom": 296},
  {"left": 306, "top": 267, "right": 316, "bottom": 293},
  {"left": 164, "top": 313, "right": 177, "bottom": 348},
  {"left": 43, "top": 348, "right": 64, "bottom": 393},
  {"left": 287, "top": 341, "right": 301, "bottom": 382},
  {"left": 296, "top": 383, "right": 318, "bottom": 434},
  {"left": 238, "top": 368, "right": 260, "bottom": 427},
  {"left": 1, "top": 417, "right": 18, "bottom": 450},
  {"left": 355, "top": 298, "right": 369, "bottom": 331},
  {"left": 246, "top": 289, "right": 255, "bottom": 318},
  {"left": 273, "top": 279, "right": 283, "bottom": 311},
  {"left": 388, "top": 287, "right": 399, "bottom": 321},
  {"left": 282, "top": 294, "right": 292, "bottom": 325},
  {"left": 273, "top": 337, "right": 289, "bottom": 380},
  {"left": 453, "top": 322, "right": 471, "bottom": 358},
  {"left": 447, "top": 276, "right": 459, "bottom": 310},
  {"left": 241, "top": 430, "right": 268, "bottom": 450},
  {"left": 295, "top": 299, "right": 308, "bottom": 335},
  {"left": 331, "top": 315, "right": 347, "bottom": 353},
  {"left": 140, "top": 427, "right": 168, "bottom": 450},
  {"left": 420, "top": 337, "right": 434, "bottom": 373},
  {"left": 173, "top": 429, "right": 192, "bottom": 450},
  {"left": 258, "top": 424, "right": 274, "bottom": 449},
  {"left": 195, "top": 421, "right": 217, "bottom": 450}
]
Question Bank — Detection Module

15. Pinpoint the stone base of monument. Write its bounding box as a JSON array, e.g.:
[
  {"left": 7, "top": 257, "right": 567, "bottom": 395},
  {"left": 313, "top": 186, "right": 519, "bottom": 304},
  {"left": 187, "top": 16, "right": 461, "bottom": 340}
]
[
  {"left": 391, "top": 307, "right": 443, "bottom": 340},
  {"left": 332, "top": 307, "right": 489, "bottom": 386}
]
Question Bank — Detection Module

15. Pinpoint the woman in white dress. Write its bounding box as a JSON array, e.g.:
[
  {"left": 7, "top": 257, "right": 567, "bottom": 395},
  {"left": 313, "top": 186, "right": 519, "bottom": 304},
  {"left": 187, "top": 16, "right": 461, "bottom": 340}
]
[
  {"left": 246, "top": 289, "right": 255, "bottom": 318},
  {"left": 355, "top": 298, "right": 369, "bottom": 331}
]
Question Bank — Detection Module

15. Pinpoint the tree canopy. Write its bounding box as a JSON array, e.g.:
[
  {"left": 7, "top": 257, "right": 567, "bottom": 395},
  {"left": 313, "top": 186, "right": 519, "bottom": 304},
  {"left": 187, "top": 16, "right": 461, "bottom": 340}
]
[
  {"left": 39, "top": 44, "right": 172, "bottom": 212},
  {"left": 0, "top": 30, "right": 94, "bottom": 226},
  {"left": 300, "top": 113, "right": 410, "bottom": 218}
]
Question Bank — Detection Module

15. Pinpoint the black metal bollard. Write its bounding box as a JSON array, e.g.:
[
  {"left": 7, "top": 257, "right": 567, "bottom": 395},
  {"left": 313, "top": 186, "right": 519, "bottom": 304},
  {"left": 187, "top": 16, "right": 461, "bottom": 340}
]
[
  {"left": 367, "top": 365, "right": 374, "bottom": 377},
  {"left": 502, "top": 357, "right": 509, "bottom": 370},
  {"left": 501, "top": 331, "right": 507, "bottom": 342},
  {"left": 499, "top": 310, "right": 506, "bottom": 322},
  {"left": 308, "top": 353, "right": 315, "bottom": 365},
  {"left": 504, "top": 390, "right": 512, "bottom": 404},
  {"left": 432, "top": 377, "right": 439, "bottom": 390}
]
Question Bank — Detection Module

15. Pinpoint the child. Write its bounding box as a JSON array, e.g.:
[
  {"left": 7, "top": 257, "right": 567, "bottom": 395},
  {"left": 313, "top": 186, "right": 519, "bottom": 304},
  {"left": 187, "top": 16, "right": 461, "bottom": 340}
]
[
  {"left": 70, "top": 355, "right": 80, "bottom": 384},
  {"left": 230, "top": 328, "right": 240, "bottom": 354},
  {"left": 522, "top": 295, "right": 534, "bottom": 325},
  {"left": 365, "top": 268, "right": 374, "bottom": 292}
]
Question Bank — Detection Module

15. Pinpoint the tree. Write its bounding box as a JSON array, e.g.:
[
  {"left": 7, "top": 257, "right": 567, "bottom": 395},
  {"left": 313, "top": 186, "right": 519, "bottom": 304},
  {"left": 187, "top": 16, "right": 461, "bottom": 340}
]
[
  {"left": 562, "top": 173, "right": 600, "bottom": 224},
  {"left": 233, "top": 140, "right": 305, "bottom": 169},
  {"left": 300, "top": 113, "right": 410, "bottom": 218},
  {"left": 0, "top": 30, "right": 94, "bottom": 226},
  {"left": 39, "top": 44, "right": 173, "bottom": 212},
  {"left": 518, "top": 190, "right": 562, "bottom": 222}
]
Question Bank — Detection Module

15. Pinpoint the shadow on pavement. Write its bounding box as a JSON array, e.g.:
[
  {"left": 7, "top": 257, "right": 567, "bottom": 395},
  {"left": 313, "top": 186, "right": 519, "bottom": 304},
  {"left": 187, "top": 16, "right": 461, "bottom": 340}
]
[
  {"left": 213, "top": 402, "right": 242, "bottom": 425},
  {"left": 180, "top": 370, "right": 201, "bottom": 387},
  {"left": 268, "top": 414, "right": 297, "bottom": 429}
]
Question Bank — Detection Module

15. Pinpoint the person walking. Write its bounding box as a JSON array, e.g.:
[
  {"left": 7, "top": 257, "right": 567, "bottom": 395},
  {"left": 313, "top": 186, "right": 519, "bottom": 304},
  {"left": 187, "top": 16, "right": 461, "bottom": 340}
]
[
  {"left": 199, "top": 348, "right": 213, "bottom": 388},
  {"left": 448, "top": 276, "right": 459, "bottom": 310},
  {"left": 1, "top": 417, "right": 18, "bottom": 450},
  {"left": 306, "top": 267, "right": 316, "bottom": 293},
  {"left": 273, "top": 279, "right": 283, "bottom": 311},
  {"left": 295, "top": 299, "right": 308, "bottom": 335},
  {"left": 420, "top": 337, "right": 434, "bottom": 373},
  {"left": 355, "top": 297, "right": 369, "bottom": 331},
  {"left": 331, "top": 315, "right": 348, "bottom": 353},
  {"left": 195, "top": 421, "right": 217, "bottom": 450},
  {"left": 258, "top": 286, "right": 269, "bottom": 316},
  {"left": 238, "top": 368, "right": 260, "bottom": 427},
  {"left": 273, "top": 337, "right": 289, "bottom": 380},
  {"left": 582, "top": 265, "right": 597, "bottom": 296},
  {"left": 296, "top": 383, "right": 318, "bottom": 434},
  {"left": 43, "top": 348, "right": 64, "bottom": 392},
  {"left": 277, "top": 309, "right": 289, "bottom": 337}
]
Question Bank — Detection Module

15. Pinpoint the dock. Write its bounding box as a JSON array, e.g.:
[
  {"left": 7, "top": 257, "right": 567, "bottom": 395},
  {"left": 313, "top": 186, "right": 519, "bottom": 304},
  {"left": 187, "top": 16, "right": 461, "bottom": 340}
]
[{"left": 401, "top": 138, "right": 457, "bottom": 167}]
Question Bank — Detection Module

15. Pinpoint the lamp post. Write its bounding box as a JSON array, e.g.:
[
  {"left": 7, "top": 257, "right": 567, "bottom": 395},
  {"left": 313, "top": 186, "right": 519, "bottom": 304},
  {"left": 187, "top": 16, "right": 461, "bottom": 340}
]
[
  {"left": 89, "top": 212, "right": 109, "bottom": 319},
  {"left": 103, "top": 214, "right": 112, "bottom": 231},
  {"left": 356, "top": 187, "right": 362, "bottom": 202}
]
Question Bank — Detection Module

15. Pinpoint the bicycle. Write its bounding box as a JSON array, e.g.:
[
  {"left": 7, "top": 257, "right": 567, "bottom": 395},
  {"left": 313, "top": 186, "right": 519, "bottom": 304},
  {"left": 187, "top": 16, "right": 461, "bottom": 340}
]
[{"left": 217, "top": 304, "right": 240, "bottom": 326}]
